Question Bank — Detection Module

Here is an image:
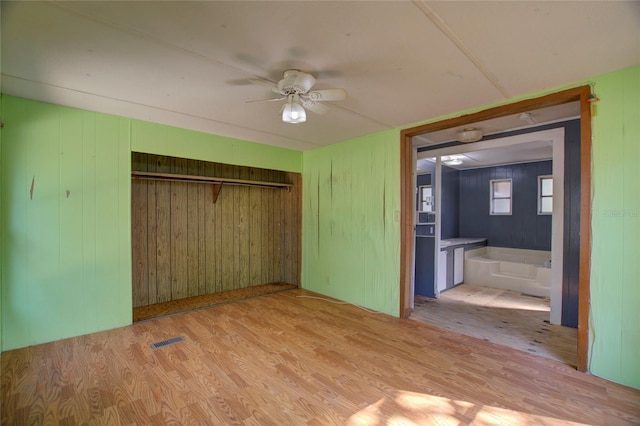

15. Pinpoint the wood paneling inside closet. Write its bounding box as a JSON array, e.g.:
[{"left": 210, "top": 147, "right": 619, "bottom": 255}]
[{"left": 131, "top": 152, "right": 301, "bottom": 308}]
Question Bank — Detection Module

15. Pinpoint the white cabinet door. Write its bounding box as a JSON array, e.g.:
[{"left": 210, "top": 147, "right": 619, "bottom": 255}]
[
  {"left": 437, "top": 251, "right": 447, "bottom": 292},
  {"left": 454, "top": 247, "right": 464, "bottom": 285}
]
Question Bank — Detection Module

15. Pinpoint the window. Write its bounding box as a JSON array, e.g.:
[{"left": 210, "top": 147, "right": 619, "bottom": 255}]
[
  {"left": 538, "top": 175, "right": 553, "bottom": 215},
  {"left": 490, "top": 179, "right": 512, "bottom": 215}
]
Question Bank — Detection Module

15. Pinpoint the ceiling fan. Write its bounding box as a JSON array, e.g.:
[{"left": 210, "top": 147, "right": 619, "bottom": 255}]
[{"left": 247, "top": 69, "right": 347, "bottom": 124}]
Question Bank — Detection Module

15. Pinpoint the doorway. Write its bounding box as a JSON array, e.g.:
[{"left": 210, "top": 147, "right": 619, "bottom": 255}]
[
  {"left": 415, "top": 129, "right": 566, "bottom": 320},
  {"left": 399, "top": 86, "right": 592, "bottom": 371},
  {"left": 411, "top": 128, "right": 579, "bottom": 365}
]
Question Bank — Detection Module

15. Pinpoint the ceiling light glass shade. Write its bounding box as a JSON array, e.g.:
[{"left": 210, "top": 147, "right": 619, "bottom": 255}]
[
  {"left": 282, "top": 98, "right": 306, "bottom": 123},
  {"left": 457, "top": 127, "right": 483, "bottom": 143}
]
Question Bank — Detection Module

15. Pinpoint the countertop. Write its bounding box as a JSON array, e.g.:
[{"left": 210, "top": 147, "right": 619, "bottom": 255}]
[{"left": 440, "top": 238, "right": 487, "bottom": 250}]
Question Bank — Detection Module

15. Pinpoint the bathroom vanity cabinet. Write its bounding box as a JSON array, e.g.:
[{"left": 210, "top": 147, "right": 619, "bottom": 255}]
[{"left": 438, "top": 238, "right": 487, "bottom": 292}]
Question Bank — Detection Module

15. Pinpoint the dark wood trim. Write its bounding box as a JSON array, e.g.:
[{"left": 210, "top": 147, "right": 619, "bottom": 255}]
[
  {"left": 401, "top": 86, "right": 589, "bottom": 137},
  {"left": 399, "top": 132, "right": 414, "bottom": 318},
  {"left": 399, "top": 85, "right": 591, "bottom": 371},
  {"left": 211, "top": 183, "right": 222, "bottom": 203},
  {"left": 577, "top": 88, "right": 592, "bottom": 372}
]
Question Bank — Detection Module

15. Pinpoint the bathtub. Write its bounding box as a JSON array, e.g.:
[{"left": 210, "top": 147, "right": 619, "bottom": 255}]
[{"left": 464, "top": 247, "right": 552, "bottom": 297}]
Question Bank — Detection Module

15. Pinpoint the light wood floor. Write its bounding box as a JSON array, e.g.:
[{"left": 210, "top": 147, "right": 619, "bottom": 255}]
[
  {"left": 2, "top": 289, "right": 638, "bottom": 425},
  {"left": 133, "top": 283, "right": 297, "bottom": 322},
  {"left": 411, "top": 284, "right": 578, "bottom": 367}
]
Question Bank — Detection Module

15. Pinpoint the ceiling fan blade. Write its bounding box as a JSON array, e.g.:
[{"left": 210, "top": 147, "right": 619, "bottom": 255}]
[
  {"left": 306, "top": 88, "right": 347, "bottom": 101},
  {"left": 249, "top": 77, "right": 283, "bottom": 95},
  {"left": 248, "top": 77, "right": 277, "bottom": 88},
  {"left": 245, "top": 97, "right": 286, "bottom": 103},
  {"left": 301, "top": 99, "right": 330, "bottom": 115}
]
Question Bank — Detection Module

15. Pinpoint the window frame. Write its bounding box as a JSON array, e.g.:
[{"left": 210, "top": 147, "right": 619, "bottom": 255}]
[
  {"left": 490, "top": 178, "right": 512, "bottom": 215},
  {"left": 538, "top": 175, "right": 553, "bottom": 215}
]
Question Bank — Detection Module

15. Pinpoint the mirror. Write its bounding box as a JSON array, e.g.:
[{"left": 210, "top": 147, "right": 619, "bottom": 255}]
[
  {"left": 418, "top": 185, "right": 434, "bottom": 212},
  {"left": 417, "top": 185, "right": 436, "bottom": 224}
]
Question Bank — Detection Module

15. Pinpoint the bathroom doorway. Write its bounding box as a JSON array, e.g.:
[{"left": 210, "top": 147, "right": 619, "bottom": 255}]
[
  {"left": 399, "top": 86, "right": 592, "bottom": 370},
  {"left": 411, "top": 127, "right": 579, "bottom": 365},
  {"left": 414, "top": 128, "right": 567, "bottom": 323}
]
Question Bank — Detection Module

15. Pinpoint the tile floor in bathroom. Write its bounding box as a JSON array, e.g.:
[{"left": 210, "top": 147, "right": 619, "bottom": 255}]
[{"left": 411, "top": 283, "right": 577, "bottom": 367}]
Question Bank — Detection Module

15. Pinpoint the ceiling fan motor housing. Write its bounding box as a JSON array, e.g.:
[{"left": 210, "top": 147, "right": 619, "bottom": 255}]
[{"left": 277, "top": 70, "right": 317, "bottom": 95}]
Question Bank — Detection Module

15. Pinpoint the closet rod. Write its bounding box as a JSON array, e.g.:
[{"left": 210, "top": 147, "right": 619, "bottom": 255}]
[{"left": 131, "top": 171, "right": 292, "bottom": 189}]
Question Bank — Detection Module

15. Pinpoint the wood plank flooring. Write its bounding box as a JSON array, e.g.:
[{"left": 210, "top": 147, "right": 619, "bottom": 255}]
[
  {"left": 411, "top": 284, "right": 578, "bottom": 366},
  {"left": 133, "top": 282, "right": 297, "bottom": 322},
  {"left": 2, "top": 289, "right": 639, "bottom": 425}
]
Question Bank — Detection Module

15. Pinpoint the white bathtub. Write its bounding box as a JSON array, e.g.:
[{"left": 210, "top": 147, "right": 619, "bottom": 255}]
[{"left": 464, "top": 247, "right": 552, "bottom": 297}]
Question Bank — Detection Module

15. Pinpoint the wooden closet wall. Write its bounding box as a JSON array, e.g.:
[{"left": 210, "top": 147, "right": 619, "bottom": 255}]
[{"left": 131, "top": 152, "right": 301, "bottom": 308}]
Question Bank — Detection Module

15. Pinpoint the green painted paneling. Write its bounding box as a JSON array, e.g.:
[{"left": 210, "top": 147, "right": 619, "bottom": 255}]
[
  {"left": 131, "top": 120, "right": 302, "bottom": 173},
  {"left": 2, "top": 98, "right": 34, "bottom": 346},
  {"left": 0, "top": 11, "right": 2, "bottom": 348},
  {"left": 0, "top": 97, "right": 132, "bottom": 350},
  {"left": 302, "top": 130, "right": 400, "bottom": 316},
  {"left": 0, "top": 94, "right": 3, "bottom": 352},
  {"left": 589, "top": 66, "right": 640, "bottom": 389}
]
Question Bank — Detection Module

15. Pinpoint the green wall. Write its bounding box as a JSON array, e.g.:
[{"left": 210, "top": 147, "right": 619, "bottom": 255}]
[
  {"left": 131, "top": 120, "right": 302, "bottom": 173},
  {"left": 302, "top": 130, "right": 400, "bottom": 316},
  {"left": 0, "top": 94, "right": 3, "bottom": 352},
  {"left": 0, "top": 95, "right": 302, "bottom": 351},
  {"left": 1, "top": 96, "right": 132, "bottom": 350},
  {"left": 589, "top": 66, "right": 640, "bottom": 388}
]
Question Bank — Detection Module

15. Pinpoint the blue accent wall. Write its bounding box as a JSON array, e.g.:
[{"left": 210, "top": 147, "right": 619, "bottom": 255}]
[
  {"left": 414, "top": 237, "right": 435, "bottom": 297},
  {"left": 415, "top": 171, "right": 435, "bottom": 297},
  {"left": 459, "top": 161, "right": 553, "bottom": 250},
  {"left": 441, "top": 165, "right": 459, "bottom": 239},
  {"left": 561, "top": 120, "right": 581, "bottom": 328}
]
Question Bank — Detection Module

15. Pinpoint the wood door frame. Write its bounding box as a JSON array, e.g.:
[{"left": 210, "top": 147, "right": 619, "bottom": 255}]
[{"left": 399, "top": 85, "right": 592, "bottom": 372}]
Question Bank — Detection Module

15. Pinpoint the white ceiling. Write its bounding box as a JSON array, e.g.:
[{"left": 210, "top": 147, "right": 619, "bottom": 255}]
[
  {"left": 2, "top": 1, "right": 639, "bottom": 151},
  {"left": 417, "top": 140, "right": 553, "bottom": 172}
]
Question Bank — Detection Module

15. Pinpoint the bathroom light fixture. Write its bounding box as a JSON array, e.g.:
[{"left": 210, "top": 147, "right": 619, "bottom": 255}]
[
  {"left": 457, "top": 127, "right": 483, "bottom": 143},
  {"left": 443, "top": 155, "right": 463, "bottom": 166},
  {"left": 444, "top": 155, "right": 463, "bottom": 166},
  {"left": 282, "top": 94, "right": 306, "bottom": 123}
]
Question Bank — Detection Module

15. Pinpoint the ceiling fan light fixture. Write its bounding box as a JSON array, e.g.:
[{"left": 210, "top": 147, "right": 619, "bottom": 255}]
[
  {"left": 249, "top": 69, "right": 346, "bottom": 124},
  {"left": 457, "top": 127, "right": 483, "bottom": 143},
  {"left": 282, "top": 95, "right": 306, "bottom": 124}
]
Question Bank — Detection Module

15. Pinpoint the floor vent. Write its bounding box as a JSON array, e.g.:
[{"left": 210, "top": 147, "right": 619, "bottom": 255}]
[{"left": 150, "top": 336, "right": 185, "bottom": 350}]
